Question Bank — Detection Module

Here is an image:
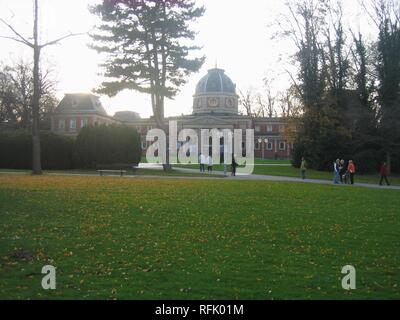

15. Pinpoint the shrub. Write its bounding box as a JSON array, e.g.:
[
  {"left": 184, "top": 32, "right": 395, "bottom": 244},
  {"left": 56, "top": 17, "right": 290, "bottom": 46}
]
[{"left": 74, "top": 124, "right": 141, "bottom": 168}]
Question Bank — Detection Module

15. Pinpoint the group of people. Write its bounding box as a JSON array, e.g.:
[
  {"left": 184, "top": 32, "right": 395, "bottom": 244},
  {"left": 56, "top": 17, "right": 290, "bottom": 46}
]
[
  {"left": 199, "top": 154, "right": 238, "bottom": 176},
  {"left": 300, "top": 157, "right": 391, "bottom": 186},
  {"left": 198, "top": 154, "right": 214, "bottom": 173},
  {"left": 333, "top": 159, "right": 356, "bottom": 185}
]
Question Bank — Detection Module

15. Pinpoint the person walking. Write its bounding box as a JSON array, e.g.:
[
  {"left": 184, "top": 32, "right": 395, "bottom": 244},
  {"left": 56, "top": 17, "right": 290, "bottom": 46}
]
[
  {"left": 300, "top": 157, "right": 307, "bottom": 180},
  {"left": 231, "top": 155, "right": 238, "bottom": 177},
  {"left": 379, "top": 162, "right": 390, "bottom": 186},
  {"left": 347, "top": 160, "right": 356, "bottom": 185},
  {"left": 333, "top": 159, "right": 341, "bottom": 184},
  {"left": 207, "top": 155, "right": 213, "bottom": 173},
  {"left": 199, "top": 153, "right": 206, "bottom": 173}
]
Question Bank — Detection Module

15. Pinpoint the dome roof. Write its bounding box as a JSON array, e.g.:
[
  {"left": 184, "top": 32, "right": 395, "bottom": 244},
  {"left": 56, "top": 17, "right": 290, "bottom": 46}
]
[{"left": 195, "top": 68, "right": 236, "bottom": 95}]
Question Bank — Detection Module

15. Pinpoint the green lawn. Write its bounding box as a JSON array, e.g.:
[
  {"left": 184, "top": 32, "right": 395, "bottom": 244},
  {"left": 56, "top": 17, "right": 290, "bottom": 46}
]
[{"left": 0, "top": 174, "right": 399, "bottom": 299}]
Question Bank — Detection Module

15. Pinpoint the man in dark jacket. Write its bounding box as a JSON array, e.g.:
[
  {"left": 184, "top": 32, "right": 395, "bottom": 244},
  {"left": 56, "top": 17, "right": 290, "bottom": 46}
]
[
  {"left": 379, "top": 162, "right": 390, "bottom": 186},
  {"left": 231, "top": 155, "right": 238, "bottom": 177}
]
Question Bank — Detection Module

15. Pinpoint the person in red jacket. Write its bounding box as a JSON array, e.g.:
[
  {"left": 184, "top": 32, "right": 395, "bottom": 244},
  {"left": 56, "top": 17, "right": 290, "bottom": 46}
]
[
  {"left": 379, "top": 162, "right": 390, "bottom": 186},
  {"left": 347, "top": 160, "right": 356, "bottom": 185}
]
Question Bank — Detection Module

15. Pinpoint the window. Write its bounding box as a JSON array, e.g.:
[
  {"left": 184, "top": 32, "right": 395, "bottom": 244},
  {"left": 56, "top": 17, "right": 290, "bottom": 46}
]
[
  {"left": 58, "top": 120, "right": 65, "bottom": 130},
  {"left": 267, "top": 125, "right": 273, "bottom": 132},
  {"left": 255, "top": 125, "right": 261, "bottom": 133},
  {"left": 279, "top": 125, "right": 285, "bottom": 132},
  {"left": 267, "top": 142, "right": 273, "bottom": 150},
  {"left": 70, "top": 119, "right": 76, "bottom": 130},
  {"left": 279, "top": 142, "right": 286, "bottom": 150},
  {"left": 81, "top": 119, "right": 88, "bottom": 128},
  {"left": 255, "top": 141, "right": 260, "bottom": 150}
]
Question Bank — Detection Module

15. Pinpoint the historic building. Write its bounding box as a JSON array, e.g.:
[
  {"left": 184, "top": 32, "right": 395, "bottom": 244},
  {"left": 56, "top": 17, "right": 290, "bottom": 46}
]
[{"left": 51, "top": 68, "right": 291, "bottom": 159}]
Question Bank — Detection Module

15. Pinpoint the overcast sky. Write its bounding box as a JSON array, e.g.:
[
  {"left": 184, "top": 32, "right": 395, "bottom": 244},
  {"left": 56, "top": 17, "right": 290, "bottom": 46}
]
[{"left": 0, "top": 0, "right": 376, "bottom": 118}]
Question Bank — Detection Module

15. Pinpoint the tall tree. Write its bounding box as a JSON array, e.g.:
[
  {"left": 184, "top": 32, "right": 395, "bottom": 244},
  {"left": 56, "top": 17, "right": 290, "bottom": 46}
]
[
  {"left": 0, "top": 0, "right": 83, "bottom": 174},
  {"left": 373, "top": 0, "right": 400, "bottom": 172},
  {"left": 90, "top": 0, "right": 205, "bottom": 169},
  {"left": 348, "top": 32, "right": 380, "bottom": 172},
  {"left": 277, "top": 0, "right": 357, "bottom": 169},
  {"left": 323, "top": 0, "right": 351, "bottom": 96}
]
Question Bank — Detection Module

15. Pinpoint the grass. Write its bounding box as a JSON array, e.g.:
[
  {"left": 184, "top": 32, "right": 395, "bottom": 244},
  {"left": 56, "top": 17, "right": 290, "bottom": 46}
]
[{"left": 0, "top": 174, "right": 399, "bottom": 300}]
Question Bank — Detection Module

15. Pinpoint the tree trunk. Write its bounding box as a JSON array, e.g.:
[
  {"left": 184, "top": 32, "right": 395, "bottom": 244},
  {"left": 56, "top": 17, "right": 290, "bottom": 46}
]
[{"left": 32, "top": 0, "right": 42, "bottom": 175}]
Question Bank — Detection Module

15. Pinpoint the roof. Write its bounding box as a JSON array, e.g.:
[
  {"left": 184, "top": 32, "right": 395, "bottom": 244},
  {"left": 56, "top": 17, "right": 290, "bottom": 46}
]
[
  {"left": 54, "top": 93, "right": 107, "bottom": 116},
  {"left": 195, "top": 68, "right": 236, "bottom": 95}
]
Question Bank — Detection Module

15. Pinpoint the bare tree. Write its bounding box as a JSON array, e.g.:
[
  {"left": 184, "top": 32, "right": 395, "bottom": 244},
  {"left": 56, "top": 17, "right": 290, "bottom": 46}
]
[
  {"left": 238, "top": 88, "right": 256, "bottom": 116},
  {"left": 0, "top": 0, "right": 84, "bottom": 174},
  {"left": 0, "top": 60, "right": 58, "bottom": 127},
  {"left": 256, "top": 78, "right": 276, "bottom": 118}
]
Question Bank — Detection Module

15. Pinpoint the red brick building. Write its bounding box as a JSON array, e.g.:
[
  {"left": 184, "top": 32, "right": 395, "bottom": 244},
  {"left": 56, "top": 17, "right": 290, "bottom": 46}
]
[{"left": 51, "top": 68, "right": 291, "bottom": 159}]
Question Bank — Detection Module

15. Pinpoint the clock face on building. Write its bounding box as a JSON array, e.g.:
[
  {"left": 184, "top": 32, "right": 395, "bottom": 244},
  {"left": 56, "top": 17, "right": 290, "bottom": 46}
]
[
  {"left": 208, "top": 97, "right": 219, "bottom": 107},
  {"left": 226, "top": 98, "right": 234, "bottom": 108}
]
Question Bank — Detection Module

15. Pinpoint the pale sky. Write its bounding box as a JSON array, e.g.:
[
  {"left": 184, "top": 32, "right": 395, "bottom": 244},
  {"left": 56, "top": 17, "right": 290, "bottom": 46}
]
[{"left": 0, "top": 0, "right": 376, "bottom": 118}]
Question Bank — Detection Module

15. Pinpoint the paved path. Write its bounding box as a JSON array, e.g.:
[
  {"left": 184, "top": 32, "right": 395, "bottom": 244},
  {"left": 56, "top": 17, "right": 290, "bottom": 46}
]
[
  {"left": 172, "top": 167, "right": 400, "bottom": 190},
  {"left": 1, "top": 167, "right": 399, "bottom": 190}
]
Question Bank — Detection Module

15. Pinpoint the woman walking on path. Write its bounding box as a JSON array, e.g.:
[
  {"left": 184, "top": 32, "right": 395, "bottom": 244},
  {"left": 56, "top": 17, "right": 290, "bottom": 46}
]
[
  {"left": 379, "top": 162, "right": 390, "bottom": 186},
  {"left": 300, "top": 157, "right": 307, "bottom": 180},
  {"left": 347, "top": 160, "right": 356, "bottom": 185}
]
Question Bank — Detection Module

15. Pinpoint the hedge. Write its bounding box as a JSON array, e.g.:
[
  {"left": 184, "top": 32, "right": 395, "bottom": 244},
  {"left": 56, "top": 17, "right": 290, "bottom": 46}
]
[
  {"left": 0, "top": 130, "right": 74, "bottom": 170},
  {"left": 0, "top": 124, "right": 141, "bottom": 170}
]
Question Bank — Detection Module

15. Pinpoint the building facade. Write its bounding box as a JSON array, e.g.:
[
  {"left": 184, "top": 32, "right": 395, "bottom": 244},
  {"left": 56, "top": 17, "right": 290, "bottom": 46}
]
[{"left": 51, "top": 68, "right": 291, "bottom": 159}]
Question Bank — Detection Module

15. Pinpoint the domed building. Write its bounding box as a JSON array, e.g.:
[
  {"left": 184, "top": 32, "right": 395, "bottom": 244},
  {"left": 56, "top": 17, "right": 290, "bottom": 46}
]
[
  {"left": 51, "top": 68, "right": 291, "bottom": 159},
  {"left": 193, "top": 68, "right": 239, "bottom": 115}
]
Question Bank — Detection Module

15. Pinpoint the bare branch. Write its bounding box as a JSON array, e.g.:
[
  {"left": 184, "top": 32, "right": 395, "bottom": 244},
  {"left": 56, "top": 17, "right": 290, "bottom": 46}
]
[
  {"left": 40, "top": 31, "right": 87, "bottom": 48},
  {"left": 0, "top": 35, "right": 33, "bottom": 47},
  {"left": 285, "top": 68, "right": 304, "bottom": 101},
  {"left": 0, "top": 17, "right": 33, "bottom": 47}
]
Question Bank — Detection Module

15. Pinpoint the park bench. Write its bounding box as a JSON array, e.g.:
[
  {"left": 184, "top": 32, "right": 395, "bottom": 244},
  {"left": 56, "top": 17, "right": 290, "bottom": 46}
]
[
  {"left": 97, "top": 169, "right": 127, "bottom": 177},
  {"left": 96, "top": 163, "right": 138, "bottom": 177}
]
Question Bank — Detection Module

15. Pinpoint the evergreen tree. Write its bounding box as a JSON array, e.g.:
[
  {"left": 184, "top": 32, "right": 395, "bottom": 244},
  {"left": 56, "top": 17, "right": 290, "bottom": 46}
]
[{"left": 90, "top": 0, "right": 205, "bottom": 169}]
